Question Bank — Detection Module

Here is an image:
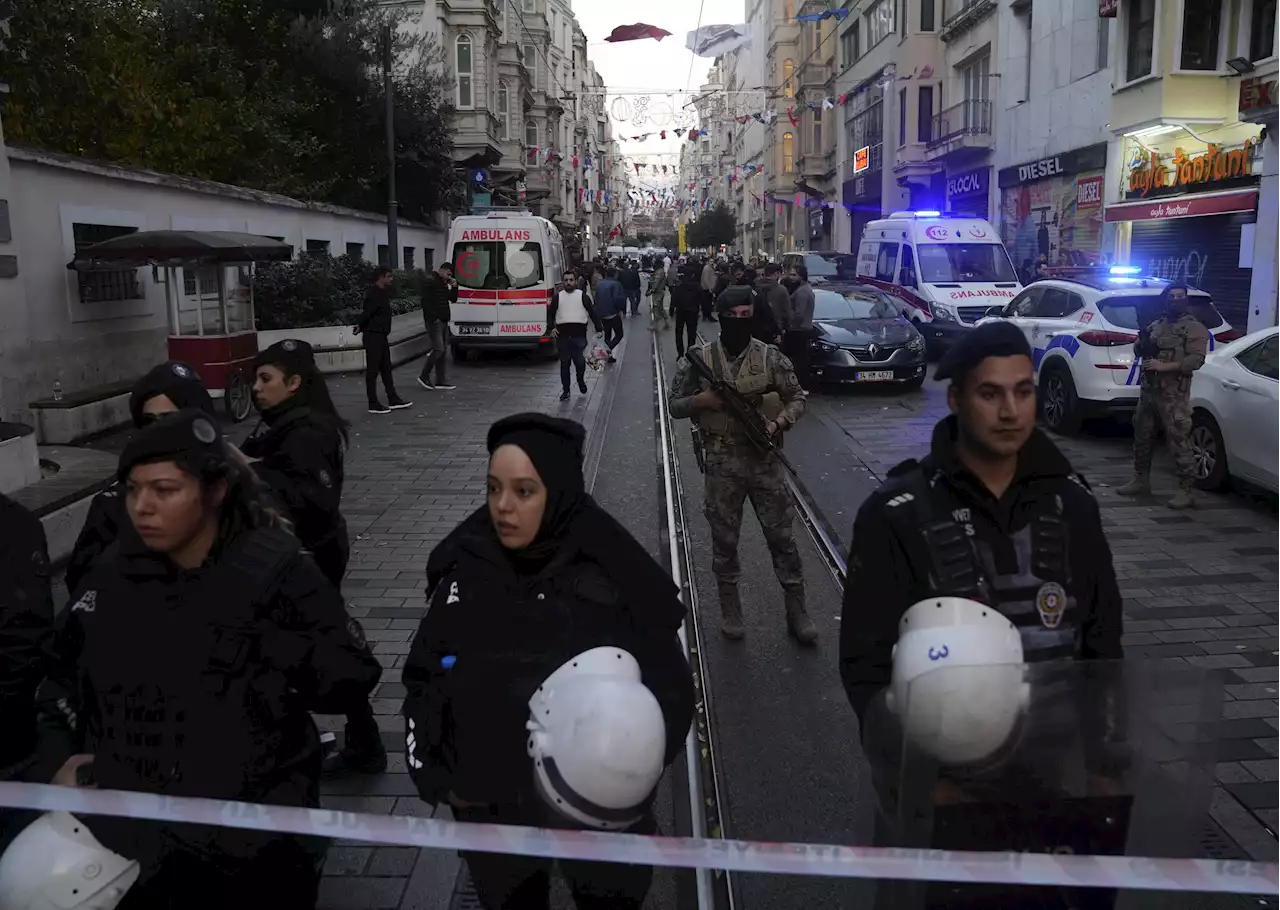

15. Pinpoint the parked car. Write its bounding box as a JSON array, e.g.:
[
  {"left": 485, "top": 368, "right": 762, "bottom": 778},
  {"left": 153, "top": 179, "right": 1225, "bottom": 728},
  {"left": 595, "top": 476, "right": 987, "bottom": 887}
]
[
  {"left": 975, "top": 269, "right": 1239, "bottom": 434},
  {"left": 1189, "top": 326, "right": 1278, "bottom": 493},
  {"left": 782, "top": 250, "right": 858, "bottom": 283},
  {"left": 808, "top": 283, "right": 928, "bottom": 388}
]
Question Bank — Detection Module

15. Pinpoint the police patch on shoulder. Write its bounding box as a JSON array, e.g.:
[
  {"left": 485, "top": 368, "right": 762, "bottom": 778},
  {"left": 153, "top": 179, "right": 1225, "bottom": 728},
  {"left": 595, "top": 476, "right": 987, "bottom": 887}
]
[
  {"left": 346, "top": 616, "right": 368, "bottom": 650},
  {"left": 1036, "top": 582, "right": 1067, "bottom": 629},
  {"left": 172, "top": 363, "right": 192, "bottom": 379}
]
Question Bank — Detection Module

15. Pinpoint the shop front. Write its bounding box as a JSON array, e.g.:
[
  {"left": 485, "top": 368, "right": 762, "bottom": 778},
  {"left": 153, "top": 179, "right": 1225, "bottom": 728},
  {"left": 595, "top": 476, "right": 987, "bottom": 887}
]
[
  {"left": 998, "top": 143, "right": 1108, "bottom": 277},
  {"left": 1106, "top": 133, "right": 1262, "bottom": 330},
  {"left": 945, "top": 165, "right": 990, "bottom": 219},
  {"left": 1239, "top": 61, "right": 1278, "bottom": 332}
]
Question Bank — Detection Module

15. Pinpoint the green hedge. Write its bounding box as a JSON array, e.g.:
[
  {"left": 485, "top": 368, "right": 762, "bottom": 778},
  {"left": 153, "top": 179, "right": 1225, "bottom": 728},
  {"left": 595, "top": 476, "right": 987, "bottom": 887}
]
[{"left": 253, "top": 252, "right": 421, "bottom": 330}]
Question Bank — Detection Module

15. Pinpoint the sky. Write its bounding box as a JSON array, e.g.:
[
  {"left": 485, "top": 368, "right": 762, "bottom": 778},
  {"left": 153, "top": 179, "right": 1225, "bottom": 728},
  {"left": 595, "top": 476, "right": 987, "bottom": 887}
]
[{"left": 571, "top": 0, "right": 745, "bottom": 194}]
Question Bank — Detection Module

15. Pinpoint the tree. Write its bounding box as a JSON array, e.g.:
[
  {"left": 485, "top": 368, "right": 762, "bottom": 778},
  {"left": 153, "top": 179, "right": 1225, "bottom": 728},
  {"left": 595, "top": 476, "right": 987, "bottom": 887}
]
[
  {"left": 685, "top": 202, "right": 736, "bottom": 249},
  {"left": 1, "top": 0, "right": 465, "bottom": 218}
]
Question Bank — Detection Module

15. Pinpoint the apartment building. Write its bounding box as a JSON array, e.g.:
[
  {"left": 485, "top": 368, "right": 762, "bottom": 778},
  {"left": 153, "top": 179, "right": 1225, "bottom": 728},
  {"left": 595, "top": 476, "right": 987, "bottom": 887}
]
[
  {"left": 732, "top": 0, "right": 770, "bottom": 256},
  {"left": 764, "top": 0, "right": 801, "bottom": 255},
  {"left": 791, "top": 2, "right": 841, "bottom": 250}
]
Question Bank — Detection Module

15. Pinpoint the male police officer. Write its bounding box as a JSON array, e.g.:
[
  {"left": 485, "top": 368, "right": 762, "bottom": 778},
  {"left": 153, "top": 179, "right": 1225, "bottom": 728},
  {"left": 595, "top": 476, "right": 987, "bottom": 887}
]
[
  {"left": 839, "top": 321, "right": 1123, "bottom": 724},
  {"left": 668, "top": 293, "right": 816, "bottom": 644},
  {"left": 1116, "top": 283, "right": 1208, "bottom": 510}
]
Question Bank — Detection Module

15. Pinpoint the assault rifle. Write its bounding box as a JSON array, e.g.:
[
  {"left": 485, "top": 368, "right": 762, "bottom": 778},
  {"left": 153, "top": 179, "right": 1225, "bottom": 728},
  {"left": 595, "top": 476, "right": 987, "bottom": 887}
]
[{"left": 685, "top": 348, "right": 798, "bottom": 476}]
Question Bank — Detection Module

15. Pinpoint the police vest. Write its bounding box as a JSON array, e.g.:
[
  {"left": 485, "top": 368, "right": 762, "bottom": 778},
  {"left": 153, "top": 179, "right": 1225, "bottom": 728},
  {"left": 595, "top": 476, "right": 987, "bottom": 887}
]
[
  {"left": 696, "top": 340, "right": 783, "bottom": 440},
  {"left": 878, "top": 465, "right": 1080, "bottom": 663}
]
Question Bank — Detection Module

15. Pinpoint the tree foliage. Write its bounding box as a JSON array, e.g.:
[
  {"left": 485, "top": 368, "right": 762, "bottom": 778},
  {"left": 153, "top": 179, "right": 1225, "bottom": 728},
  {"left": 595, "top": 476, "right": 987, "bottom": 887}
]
[
  {"left": 1, "top": 0, "right": 465, "bottom": 218},
  {"left": 253, "top": 252, "right": 419, "bottom": 329},
  {"left": 685, "top": 203, "right": 737, "bottom": 249}
]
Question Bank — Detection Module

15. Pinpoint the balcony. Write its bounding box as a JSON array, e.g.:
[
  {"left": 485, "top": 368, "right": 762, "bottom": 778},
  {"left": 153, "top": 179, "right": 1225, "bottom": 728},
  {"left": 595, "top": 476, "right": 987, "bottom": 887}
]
[
  {"left": 939, "top": 0, "right": 997, "bottom": 43},
  {"left": 925, "top": 99, "right": 993, "bottom": 156}
]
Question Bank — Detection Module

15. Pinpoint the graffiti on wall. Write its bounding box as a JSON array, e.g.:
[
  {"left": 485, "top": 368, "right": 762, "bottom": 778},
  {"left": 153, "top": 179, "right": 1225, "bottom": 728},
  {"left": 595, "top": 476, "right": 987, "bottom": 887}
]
[{"left": 1144, "top": 249, "right": 1211, "bottom": 288}]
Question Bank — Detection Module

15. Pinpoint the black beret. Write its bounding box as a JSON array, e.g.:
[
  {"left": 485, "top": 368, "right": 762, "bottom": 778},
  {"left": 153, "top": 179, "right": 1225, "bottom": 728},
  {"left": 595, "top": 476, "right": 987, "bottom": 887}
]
[
  {"left": 487, "top": 412, "right": 585, "bottom": 459},
  {"left": 129, "top": 362, "right": 215, "bottom": 428},
  {"left": 254, "top": 338, "right": 316, "bottom": 374},
  {"left": 935, "top": 321, "right": 1034, "bottom": 382},
  {"left": 118, "top": 408, "right": 224, "bottom": 482}
]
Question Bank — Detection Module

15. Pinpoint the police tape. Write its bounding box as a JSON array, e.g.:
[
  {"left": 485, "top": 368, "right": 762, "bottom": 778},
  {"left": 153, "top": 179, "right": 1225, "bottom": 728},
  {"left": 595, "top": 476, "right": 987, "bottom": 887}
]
[{"left": 1, "top": 783, "right": 1275, "bottom": 894}]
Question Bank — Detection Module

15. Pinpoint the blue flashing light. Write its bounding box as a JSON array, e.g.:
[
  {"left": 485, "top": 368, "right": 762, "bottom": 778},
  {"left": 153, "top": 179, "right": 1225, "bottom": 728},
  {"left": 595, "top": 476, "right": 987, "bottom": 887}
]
[
  {"left": 1109, "top": 266, "right": 1141, "bottom": 275},
  {"left": 913, "top": 210, "right": 942, "bottom": 218}
]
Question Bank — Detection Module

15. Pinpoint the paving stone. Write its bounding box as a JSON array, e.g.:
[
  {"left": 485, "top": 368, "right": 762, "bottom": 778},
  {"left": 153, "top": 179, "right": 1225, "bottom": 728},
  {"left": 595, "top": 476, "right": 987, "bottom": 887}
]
[
  {"left": 317, "top": 875, "right": 407, "bottom": 909},
  {"left": 1242, "top": 760, "right": 1280, "bottom": 781},
  {"left": 368, "top": 847, "right": 420, "bottom": 877},
  {"left": 325, "top": 846, "right": 374, "bottom": 876}
]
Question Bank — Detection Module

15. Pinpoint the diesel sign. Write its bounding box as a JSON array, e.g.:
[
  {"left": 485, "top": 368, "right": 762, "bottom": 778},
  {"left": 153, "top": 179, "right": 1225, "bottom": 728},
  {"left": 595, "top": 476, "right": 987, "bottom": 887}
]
[
  {"left": 999, "top": 143, "right": 1108, "bottom": 188},
  {"left": 1018, "top": 157, "right": 1063, "bottom": 183}
]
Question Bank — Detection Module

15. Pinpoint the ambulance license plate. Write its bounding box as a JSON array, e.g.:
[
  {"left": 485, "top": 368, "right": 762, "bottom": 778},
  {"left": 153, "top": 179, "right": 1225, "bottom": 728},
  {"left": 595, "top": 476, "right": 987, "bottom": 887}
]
[
  {"left": 457, "top": 324, "right": 491, "bottom": 336},
  {"left": 855, "top": 370, "right": 894, "bottom": 382}
]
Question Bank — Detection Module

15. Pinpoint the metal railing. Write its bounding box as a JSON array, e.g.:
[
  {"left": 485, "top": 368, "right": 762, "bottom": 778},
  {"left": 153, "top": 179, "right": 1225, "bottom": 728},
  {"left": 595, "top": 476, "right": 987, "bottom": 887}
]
[{"left": 928, "top": 99, "right": 993, "bottom": 148}]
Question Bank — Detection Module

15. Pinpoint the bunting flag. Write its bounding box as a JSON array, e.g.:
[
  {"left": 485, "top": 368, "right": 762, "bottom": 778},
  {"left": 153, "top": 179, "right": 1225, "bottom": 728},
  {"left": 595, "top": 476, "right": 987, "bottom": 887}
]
[
  {"left": 686, "top": 24, "right": 751, "bottom": 57},
  {"left": 787, "top": 106, "right": 799, "bottom": 127},
  {"left": 604, "top": 23, "right": 672, "bottom": 43},
  {"left": 795, "top": 8, "right": 850, "bottom": 21}
]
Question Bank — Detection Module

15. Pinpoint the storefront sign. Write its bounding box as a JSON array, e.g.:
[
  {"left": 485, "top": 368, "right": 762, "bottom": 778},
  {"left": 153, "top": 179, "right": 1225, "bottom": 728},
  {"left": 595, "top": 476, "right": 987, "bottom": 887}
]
[
  {"left": 1240, "top": 75, "right": 1278, "bottom": 120},
  {"left": 1103, "top": 188, "right": 1259, "bottom": 223},
  {"left": 1076, "top": 175, "right": 1103, "bottom": 209},
  {"left": 1127, "top": 140, "right": 1258, "bottom": 197},
  {"left": 946, "top": 167, "right": 988, "bottom": 199},
  {"left": 997, "top": 144, "right": 1108, "bottom": 188},
  {"left": 853, "top": 146, "right": 871, "bottom": 174}
]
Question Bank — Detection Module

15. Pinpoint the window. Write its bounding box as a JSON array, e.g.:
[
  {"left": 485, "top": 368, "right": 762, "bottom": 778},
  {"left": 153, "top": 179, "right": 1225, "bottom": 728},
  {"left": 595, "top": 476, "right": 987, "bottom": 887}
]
[
  {"left": 523, "top": 43, "right": 539, "bottom": 90},
  {"left": 962, "top": 54, "right": 990, "bottom": 102},
  {"left": 182, "top": 266, "right": 216, "bottom": 298},
  {"left": 1179, "top": 0, "right": 1222, "bottom": 70},
  {"left": 305, "top": 239, "right": 330, "bottom": 254},
  {"left": 1008, "top": 288, "right": 1041, "bottom": 316},
  {"left": 522, "top": 0, "right": 534, "bottom": 12},
  {"left": 346, "top": 242, "right": 365, "bottom": 260},
  {"left": 425, "top": 248, "right": 435, "bottom": 270},
  {"left": 404, "top": 247, "right": 415, "bottom": 270},
  {"left": 1237, "top": 335, "right": 1279, "bottom": 380},
  {"left": 921, "top": 0, "right": 935, "bottom": 30},
  {"left": 918, "top": 85, "right": 933, "bottom": 143},
  {"left": 1033, "top": 288, "right": 1083, "bottom": 318},
  {"left": 1097, "top": 15, "right": 1110, "bottom": 71},
  {"left": 525, "top": 120, "right": 538, "bottom": 164},
  {"left": 377, "top": 244, "right": 389, "bottom": 266},
  {"left": 1020, "top": 7, "right": 1033, "bottom": 100},
  {"left": 456, "top": 35, "right": 474, "bottom": 108},
  {"left": 917, "top": 244, "right": 1018, "bottom": 283},
  {"left": 898, "top": 87, "right": 907, "bottom": 145},
  {"left": 901, "top": 0, "right": 908, "bottom": 36},
  {"left": 865, "top": 0, "right": 895, "bottom": 47},
  {"left": 497, "top": 82, "right": 510, "bottom": 140},
  {"left": 812, "top": 108, "right": 822, "bottom": 154},
  {"left": 899, "top": 244, "right": 917, "bottom": 287},
  {"left": 72, "top": 223, "right": 143, "bottom": 302},
  {"left": 1124, "top": 0, "right": 1156, "bottom": 82},
  {"left": 1250, "top": 0, "right": 1277, "bottom": 60},
  {"left": 783, "top": 59, "right": 794, "bottom": 97},
  {"left": 874, "top": 243, "right": 900, "bottom": 283},
  {"left": 782, "top": 132, "right": 794, "bottom": 173},
  {"left": 452, "top": 241, "right": 545, "bottom": 290},
  {"left": 841, "top": 25, "right": 859, "bottom": 67}
]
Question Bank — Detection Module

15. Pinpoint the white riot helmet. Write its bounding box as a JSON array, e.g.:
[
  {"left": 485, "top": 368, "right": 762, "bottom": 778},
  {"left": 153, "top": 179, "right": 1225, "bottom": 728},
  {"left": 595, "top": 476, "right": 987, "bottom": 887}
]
[
  {"left": 527, "top": 647, "right": 666, "bottom": 831},
  {"left": 887, "top": 597, "right": 1030, "bottom": 766},
  {"left": 0, "top": 813, "right": 139, "bottom": 910}
]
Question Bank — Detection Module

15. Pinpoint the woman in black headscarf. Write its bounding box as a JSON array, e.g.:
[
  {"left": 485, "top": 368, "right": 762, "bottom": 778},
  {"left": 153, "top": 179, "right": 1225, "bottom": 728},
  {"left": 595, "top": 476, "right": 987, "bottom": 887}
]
[{"left": 403, "top": 413, "right": 694, "bottom": 910}]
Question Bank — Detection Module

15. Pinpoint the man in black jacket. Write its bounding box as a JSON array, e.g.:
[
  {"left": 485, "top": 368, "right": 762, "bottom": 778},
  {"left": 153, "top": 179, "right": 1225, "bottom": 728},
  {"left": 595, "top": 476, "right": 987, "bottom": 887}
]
[
  {"left": 418, "top": 262, "right": 458, "bottom": 391},
  {"left": 839, "top": 321, "right": 1124, "bottom": 725},
  {"left": 669, "top": 266, "right": 706, "bottom": 358},
  {"left": 619, "top": 261, "right": 643, "bottom": 316},
  {"left": 353, "top": 267, "right": 412, "bottom": 414}
]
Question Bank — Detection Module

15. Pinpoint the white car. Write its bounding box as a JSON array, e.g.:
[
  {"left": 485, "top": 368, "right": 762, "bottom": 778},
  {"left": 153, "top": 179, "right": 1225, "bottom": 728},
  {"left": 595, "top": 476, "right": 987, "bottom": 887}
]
[
  {"left": 976, "top": 270, "right": 1239, "bottom": 434},
  {"left": 1189, "top": 327, "right": 1278, "bottom": 493}
]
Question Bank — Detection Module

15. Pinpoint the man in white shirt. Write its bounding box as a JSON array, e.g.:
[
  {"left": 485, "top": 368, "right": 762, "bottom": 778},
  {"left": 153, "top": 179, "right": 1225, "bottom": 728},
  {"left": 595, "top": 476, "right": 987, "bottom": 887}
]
[{"left": 548, "top": 271, "right": 604, "bottom": 401}]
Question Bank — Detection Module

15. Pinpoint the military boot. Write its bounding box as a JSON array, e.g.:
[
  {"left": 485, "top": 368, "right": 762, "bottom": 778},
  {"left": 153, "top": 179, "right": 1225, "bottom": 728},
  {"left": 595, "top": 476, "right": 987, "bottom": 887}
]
[
  {"left": 717, "top": 582, "right": 745, "bottom": 640},
  {"left": 1167, "top": 488, "right": 1196, "bottom": 510},
  {"left": 784, "top": 586, "right": 818, "bottom": 646},
  {"left": 1115, "top": 475, "right": 1150, "bottom": 496}
]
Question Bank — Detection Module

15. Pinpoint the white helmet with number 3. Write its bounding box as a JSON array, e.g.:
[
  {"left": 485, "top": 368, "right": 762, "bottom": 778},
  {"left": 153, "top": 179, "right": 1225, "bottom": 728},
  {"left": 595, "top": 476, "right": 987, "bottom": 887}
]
[
  {"left": 0, "top": 813, "right": 139, "bottom": 910},
  {"left": 887, "top": 597, "right": 1030, "bottom": 766},
  {"left": 526, "top": 647, "right": 666, "bottom": 831}
]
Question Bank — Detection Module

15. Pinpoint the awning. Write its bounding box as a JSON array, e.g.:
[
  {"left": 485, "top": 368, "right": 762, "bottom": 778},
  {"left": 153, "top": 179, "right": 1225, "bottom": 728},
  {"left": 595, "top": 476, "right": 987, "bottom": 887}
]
[
  {"left": 68, "top": 231, "right": 294, "bottom": 269},
  {"left": 1104, "top": 188, "right": 1259, "bottom": 223}
]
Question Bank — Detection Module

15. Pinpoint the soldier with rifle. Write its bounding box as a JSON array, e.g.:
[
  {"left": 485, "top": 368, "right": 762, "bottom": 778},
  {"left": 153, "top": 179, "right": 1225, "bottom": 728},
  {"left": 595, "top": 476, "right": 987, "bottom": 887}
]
[{"left": 668, "top": 293, "right": 815, "bottom": 644}]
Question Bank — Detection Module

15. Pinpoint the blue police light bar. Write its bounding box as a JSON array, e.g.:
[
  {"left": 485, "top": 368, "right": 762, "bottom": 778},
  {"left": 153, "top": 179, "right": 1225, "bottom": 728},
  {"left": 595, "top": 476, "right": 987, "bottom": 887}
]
[
  {"left": 913, "top": 210, "right": 942, "bottom": 218},
  {"left": 1109, "top": 266, "right": 1141, "bottom": 275}
]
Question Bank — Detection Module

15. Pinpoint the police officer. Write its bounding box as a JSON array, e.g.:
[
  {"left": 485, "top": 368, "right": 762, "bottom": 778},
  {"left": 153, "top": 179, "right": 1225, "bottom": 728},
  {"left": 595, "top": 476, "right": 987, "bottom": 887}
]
[
  {"left": 49, "top": 409, "right": 381, "bottom": 909},
  {"left": 1116, "top": 282, "right": 1208, "bottom": 510},
  {"left": 839, "top": 321, "right": 1124, "bottom": 724},
  {"left": 241, "top": 339, "right": 386, "bottom": 775},
  {"left": 65, "top": 362, "right": 216, "bottom": 595},
  {"left": 668, "top": 294, "right": 816, "bottom": 644}
]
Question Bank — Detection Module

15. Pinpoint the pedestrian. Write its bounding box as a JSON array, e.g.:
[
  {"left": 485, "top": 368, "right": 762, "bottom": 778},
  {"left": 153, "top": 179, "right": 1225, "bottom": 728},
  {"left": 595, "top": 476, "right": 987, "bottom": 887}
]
[
  {"left": 646, "top": 260, "right": 671, "bottom": 332},
  {"left": 593, "top": 267, "right": 627, "bottom": 362},
  {"left": 700, "top": 256, "right": 718, "bottom": 309},
  {"left": 669, "top": 266, "right": 706, "bottom": 358},
  {"left": 668, "top": 293, "right": 816, "bottom": 644},
  {"left": 838, "top": 321, "right": 1123, "bottom": 724},
  {"left": 619, "top": 261, "right": 642, "bottom": 316},
  {"left": 64, "top": 361, "right": 217, "bottom": 595},
  {"left": 353, "top": 266, "right": 412, "bottom": 414},
  {"left": 418, "top": 261, "right": 458, "bottom": 392},
  {"left": 1116, "top": 283, "right": 1209, "bottom": 509},
  {"left": 403, "top": 413, "right": 694, "bottom": 910},
  {"left": 48, "top": 408, "right": 382, "bottom": 909},
  {"left": 239, "top": 339, "right": 388, "bottom": 775},
  {"left": 741, "top": 268, "right": 778, "bottom": 344},
  {"left": 0, "top": 494, "right": 56, "bottom": 855},
  {"left": 756, "top": 263, "right": 791, "bottom": 341},
  {"left": 784, "top": 263, "right": 815, "bottom": 389},
  {"left": 549, "top": 271, "right": 604, "bottom": 401}
]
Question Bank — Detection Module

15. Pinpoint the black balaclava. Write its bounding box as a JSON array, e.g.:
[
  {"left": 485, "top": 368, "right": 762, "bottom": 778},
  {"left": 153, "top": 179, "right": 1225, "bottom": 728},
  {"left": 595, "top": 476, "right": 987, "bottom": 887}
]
[
  {"left": 716, "top": 294, "right": 754, "bottom": 357},
  {"left": 486, "top": 413, "right": 587, "bottom": 565},
  {"left": 128, "top": 362, "right": 216, "bottom": 429},
  {"left": 1161, "top": 282, "right": 1190, "bottom": 320}
]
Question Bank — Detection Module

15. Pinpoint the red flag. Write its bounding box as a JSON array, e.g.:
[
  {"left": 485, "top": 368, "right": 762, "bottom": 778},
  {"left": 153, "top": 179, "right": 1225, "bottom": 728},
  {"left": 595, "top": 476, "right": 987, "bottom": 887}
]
[
  {"left": 604, "top": 23, "right": 672, "bottom": 43},
  {"left": 787, "top": 106, "right": 799, "bottom": 127}
]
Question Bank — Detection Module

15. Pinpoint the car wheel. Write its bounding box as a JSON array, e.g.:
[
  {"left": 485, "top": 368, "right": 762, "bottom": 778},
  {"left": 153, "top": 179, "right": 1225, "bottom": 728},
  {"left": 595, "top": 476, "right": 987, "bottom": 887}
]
[
  {"left": 1040, "top": 366, "right": 1082, "bottom": 435},
  {"left": 1190, "top": 410, "right": 1229, "bottom": 491}
]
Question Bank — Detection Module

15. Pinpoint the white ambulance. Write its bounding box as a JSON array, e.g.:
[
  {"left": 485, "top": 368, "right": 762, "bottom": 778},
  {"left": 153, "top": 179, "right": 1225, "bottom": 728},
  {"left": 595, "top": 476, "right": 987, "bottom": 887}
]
[
  {"left": 445, "top": 211, "right": 566, "bottom": 359},
  {"left": 855, "top": 212, "right": 1022, "bottom": 354}
]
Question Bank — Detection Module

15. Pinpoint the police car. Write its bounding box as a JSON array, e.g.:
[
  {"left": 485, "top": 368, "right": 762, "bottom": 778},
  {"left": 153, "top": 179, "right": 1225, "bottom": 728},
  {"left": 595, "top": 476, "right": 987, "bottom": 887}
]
[{"left": 975, "top": 267, "right": 1239, "bottom": 434}]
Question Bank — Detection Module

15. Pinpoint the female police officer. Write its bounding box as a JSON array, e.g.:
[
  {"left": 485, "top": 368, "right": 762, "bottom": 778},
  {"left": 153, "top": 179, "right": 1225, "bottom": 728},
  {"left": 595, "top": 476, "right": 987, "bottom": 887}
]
[
  {"left": 49, "top": 409, "right": 381, "bottom": 909},
  {"left": 239, "top": 340, "right": 385, "bottom": 774}
]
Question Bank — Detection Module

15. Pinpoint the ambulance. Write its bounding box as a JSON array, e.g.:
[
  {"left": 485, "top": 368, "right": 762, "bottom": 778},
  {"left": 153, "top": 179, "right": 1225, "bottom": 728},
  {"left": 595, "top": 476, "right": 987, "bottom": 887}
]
[
  {"left": 855, "top": 212, "right": 1022, "bottom": 354},
  {"left": 445, "top": 211, "right": 566, "bottom": 359}
]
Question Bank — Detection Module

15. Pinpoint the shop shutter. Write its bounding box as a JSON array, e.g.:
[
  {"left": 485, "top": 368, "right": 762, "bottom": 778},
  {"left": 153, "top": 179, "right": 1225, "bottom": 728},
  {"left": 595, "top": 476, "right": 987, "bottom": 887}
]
[{"left": 1129, "top": 211, "right": 1255, "bottom": 329}]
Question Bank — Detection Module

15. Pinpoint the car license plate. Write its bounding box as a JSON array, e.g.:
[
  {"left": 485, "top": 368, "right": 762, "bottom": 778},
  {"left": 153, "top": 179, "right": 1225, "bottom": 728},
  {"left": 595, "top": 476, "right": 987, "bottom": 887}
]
[
  {"left": 855, "top": 370, "right": 895, "bottom": 382},
  {"left": 457, "top": 324, "right": 491, "bottom": 336}
]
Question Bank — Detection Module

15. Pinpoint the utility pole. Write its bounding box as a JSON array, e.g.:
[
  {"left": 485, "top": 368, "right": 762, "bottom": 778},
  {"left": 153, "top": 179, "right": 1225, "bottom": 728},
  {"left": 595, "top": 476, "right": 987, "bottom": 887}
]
[{"left": 383, "top": 23, "right": 399, "bottom": 269}]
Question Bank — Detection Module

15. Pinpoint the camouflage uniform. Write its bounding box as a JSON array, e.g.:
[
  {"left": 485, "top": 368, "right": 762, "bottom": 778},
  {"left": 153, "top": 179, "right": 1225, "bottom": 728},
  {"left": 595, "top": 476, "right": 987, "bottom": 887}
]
[
  {"left": 1131, "top": 313, "right": 1209, "bottom": 492},
  {"left": 669, "top": 337, "right": 812, "bottom": 641}
]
